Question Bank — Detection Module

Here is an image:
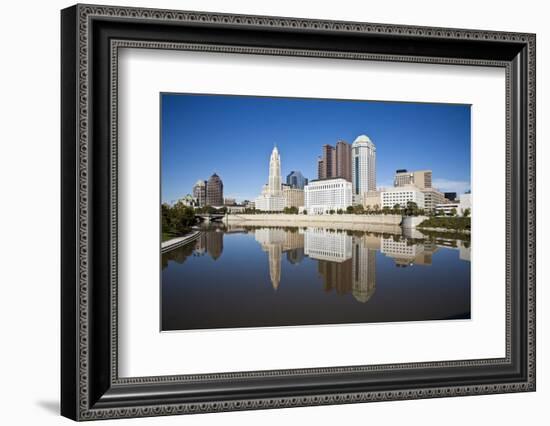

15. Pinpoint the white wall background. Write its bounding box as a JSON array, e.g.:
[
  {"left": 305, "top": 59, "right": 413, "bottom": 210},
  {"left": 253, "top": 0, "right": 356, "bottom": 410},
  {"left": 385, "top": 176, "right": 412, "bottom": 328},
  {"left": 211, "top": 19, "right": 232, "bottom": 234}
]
[{"left": 0, "top": 0, "right": 546, "bottom": 424}]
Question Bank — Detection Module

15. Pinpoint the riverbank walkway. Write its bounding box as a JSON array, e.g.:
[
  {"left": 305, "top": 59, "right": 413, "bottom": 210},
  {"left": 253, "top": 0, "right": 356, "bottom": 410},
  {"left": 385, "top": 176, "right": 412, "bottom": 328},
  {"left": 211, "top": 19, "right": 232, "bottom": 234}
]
[{"left": 161, "top": 230, "right": 202, "bottom": 254}]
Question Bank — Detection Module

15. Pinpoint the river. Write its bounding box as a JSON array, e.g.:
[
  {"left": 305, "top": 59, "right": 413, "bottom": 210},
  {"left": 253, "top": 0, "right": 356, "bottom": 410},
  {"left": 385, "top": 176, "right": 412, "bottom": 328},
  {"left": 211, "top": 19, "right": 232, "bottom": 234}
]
[{"left": 161, "top": 224, "right": 471, "bottom": 331}]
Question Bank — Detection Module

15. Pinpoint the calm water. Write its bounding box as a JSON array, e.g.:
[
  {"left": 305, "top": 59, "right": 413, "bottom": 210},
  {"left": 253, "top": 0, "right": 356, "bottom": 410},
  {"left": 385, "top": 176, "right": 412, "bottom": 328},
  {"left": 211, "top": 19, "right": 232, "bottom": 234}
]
[{"left": 161, "top": 225, "right": 471, "bottom": 331}]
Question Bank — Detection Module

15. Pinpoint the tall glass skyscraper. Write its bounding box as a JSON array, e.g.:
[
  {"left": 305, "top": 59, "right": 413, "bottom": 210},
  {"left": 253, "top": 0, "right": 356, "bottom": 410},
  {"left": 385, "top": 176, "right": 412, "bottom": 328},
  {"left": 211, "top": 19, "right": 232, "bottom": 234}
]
[
  {"left": 351, "top": 135, "right": 376, "bottom": 204},
  {"left": 286, "top": 170, "right": 308, "bottom": 189}
]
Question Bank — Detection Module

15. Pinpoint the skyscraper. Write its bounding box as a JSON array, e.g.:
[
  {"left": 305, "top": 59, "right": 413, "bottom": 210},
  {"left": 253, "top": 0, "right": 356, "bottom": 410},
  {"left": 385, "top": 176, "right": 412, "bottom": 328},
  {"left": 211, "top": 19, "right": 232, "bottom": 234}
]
[
  {"left": 318, "top": 141, "right": 352, "bottom": 182},
  {"left": 317, "top": 157, "right": 325, "bottom": 179},
  {"left": 255, "top": 147, "right": 285, "bottom": 211},
  {"left": 317, "top": 144, "right": 336, "bottom": 179},
  {"left": 351, "top": 135, "right": 376, "bottom": 204},
  {"left": 335, "top": 140, "right": 352, "bottom": 182},
  {"left": 286, "top": 170, "right": 308, "bottom": 189},
  {"left": 192, "top": 180, "right": 206, "bottom": 206},
  {"left": 394, "top": 169, "right": 432, "bottom": 189},
  {"left": 322, "top": 144, "right": 336, "bottom": 178},
  {"left": 268, "top": 146, "right": 282, "bottom": 196},
  {"left": 206, "top": 173, "right": 223, "bottom": 206}
]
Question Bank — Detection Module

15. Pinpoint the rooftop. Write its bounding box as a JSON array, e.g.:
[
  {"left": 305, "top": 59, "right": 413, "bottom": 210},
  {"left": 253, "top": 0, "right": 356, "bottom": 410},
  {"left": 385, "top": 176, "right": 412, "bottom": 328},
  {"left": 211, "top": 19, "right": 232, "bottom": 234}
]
[
  {"left": 352, "top": 134, "right": 374, "bottom": 147},
  {"left": 308, "top": 177, "right": 349, "bottom": 184}
]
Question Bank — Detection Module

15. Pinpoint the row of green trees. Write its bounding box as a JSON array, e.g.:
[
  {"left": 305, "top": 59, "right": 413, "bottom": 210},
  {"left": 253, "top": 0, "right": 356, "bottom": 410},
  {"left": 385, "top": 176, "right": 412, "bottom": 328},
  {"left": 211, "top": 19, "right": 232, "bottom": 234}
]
[
  {"left": 225, "top": 202, "right": 471, "bottom": 217},
  {"left": 161, "top": 202, "right": 196, "bottom": 241},
  {"left": 233, "top": 202, "right": 427, "bottom": 216}
]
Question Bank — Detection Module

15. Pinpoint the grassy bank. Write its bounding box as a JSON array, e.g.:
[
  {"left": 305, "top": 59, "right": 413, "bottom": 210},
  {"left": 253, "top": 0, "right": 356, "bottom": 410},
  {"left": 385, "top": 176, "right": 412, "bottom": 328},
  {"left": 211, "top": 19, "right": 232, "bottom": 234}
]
[
  {"left": 418, "top": 216, "right": 471, "bottom": 232},
  {"left": 417, "top": 228, "right": 471, "bottom": 243}
]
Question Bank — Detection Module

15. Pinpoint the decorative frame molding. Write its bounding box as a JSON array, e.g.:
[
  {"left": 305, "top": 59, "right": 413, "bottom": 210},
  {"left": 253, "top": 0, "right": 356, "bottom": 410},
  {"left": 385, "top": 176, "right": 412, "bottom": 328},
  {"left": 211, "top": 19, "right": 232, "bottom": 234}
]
[{"left": 61, "top": 4, "right": 536, "bottom": 421}]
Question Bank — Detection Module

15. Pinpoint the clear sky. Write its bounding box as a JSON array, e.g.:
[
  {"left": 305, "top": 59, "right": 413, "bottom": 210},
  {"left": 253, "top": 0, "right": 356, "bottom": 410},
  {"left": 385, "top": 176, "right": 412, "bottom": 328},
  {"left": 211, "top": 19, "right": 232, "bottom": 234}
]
[{"left": 161, "top": 93, "right": 471, "bottom": 204}]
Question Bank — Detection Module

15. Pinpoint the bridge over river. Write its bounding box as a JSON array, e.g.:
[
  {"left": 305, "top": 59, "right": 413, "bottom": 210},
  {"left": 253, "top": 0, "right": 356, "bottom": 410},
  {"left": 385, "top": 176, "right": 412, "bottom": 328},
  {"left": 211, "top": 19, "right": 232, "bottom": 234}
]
[{"left": 195, "top": 213, "right": 226, "bottom": 223}]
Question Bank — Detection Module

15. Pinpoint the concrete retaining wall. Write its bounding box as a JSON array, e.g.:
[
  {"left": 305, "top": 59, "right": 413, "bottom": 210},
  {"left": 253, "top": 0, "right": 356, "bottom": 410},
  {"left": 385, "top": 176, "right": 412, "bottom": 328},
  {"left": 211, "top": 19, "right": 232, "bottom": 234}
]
[
  {"left": 227, "top": 213, "right": 402, "bottom": 228},
  {"left": 401, "top": 216, "right": 429, "bottom": 228},
  {"left": 161, "top": 230, "right": 202, "bottom": 253}
]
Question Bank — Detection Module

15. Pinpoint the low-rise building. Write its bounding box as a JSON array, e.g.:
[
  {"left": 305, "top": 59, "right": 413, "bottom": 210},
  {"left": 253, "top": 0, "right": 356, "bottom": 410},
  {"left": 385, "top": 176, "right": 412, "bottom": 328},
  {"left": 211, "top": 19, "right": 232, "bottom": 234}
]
[
  {"left": 304, "top": 178, "right": 352, "bottom": 215},
  {"left": 434, "top": 202, "right": 459, "bottom": 216},
  {"left": 458, "top": 193, "right": 471, "bottom": 215},
  {"left": 362, "top": 190, "right": 381, "bottom": 209},
  {"left": 179, "top": 194, "right": 198, "bottom": 207},
  {"left": 421, "top": 187, "right": 447, "bottom": 212},
  {"left": 255, "top": 194, "right": 285, "bottom": 212},
  {"left": 444, "top": 192, "right": 457, "bottom": 201},
  {"left": 381, "top": 185, "right": 425, "bottom": 209},
  {"left": 283, "top": 186, "right": 305, "bottom": 208},
  {"left": 242, "top": 200, "right": 255, "bottom": 209},
  {"left": 226, "top": 205, "right": 246, "bottom": 214},
  {"left": 434, "top": 193, "right": 471, "bottom": 216}
]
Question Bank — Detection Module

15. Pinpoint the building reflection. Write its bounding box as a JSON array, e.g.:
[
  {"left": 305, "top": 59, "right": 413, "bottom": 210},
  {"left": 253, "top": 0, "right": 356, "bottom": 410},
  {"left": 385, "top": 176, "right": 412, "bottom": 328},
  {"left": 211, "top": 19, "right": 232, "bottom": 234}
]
[
  {"left": 318, "top": 259, "right": 353, "bottom": 295},
  {"left": 192, "top": 230, "right": 224, "bottom": 260},
  {"left": 307, "top": 230, "right": 376, "bottom": 303},
  {"left": 381, "top": 237, "right": 431, "bottom": 267},
  {"left": 255, "top": 228, "right": 304, "bottom": 290},
  {"left": 172, "top": 226, "right": 472, "bottom": 300},
  {"left": 162, "top": 230, "right": 225, "bottom": 269},
  {"left": 380, "top": 236, "right": 471, "bottom": 266},
  {"left": 161, "top": 240, "right": 195, "bottom": 269},
  {"left": 304, "top": 228, "right": 352, "bottom": 262},
  {"left": 351, "top": 238, "right": 377, "bottom": 303},
  {"left": 286, "top": 247, "right": 305, "bottom": 264},
  {"left": 254, "top": 227, "right": 377, "bottom": 303}
]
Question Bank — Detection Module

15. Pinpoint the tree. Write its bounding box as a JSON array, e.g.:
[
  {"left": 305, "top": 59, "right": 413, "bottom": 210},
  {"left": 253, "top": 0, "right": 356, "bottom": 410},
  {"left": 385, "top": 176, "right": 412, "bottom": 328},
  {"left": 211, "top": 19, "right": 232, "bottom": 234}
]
[
  {"left": 405, "top": 201, "right": 419, "bottom": 216},
  {"left": 346, "top": 206, "right": 354, "bottom": 214},
  {"left": 337, "top": 209, "right": 343, "bottom": 214},
  {"left": 162, "top": 201, "right": 196, "bottom": 236},
  {"left": 329, "top": 209, "right": 335, "bottom": 215},
  {"left": 451, "top": 208, "right": 457, "bottom": 217},
  {"left": 463, "top": 208, "right": 471, "bottom": 217},
  {"left": 303, "top": 210, "right": 308, "bottom": 215}
]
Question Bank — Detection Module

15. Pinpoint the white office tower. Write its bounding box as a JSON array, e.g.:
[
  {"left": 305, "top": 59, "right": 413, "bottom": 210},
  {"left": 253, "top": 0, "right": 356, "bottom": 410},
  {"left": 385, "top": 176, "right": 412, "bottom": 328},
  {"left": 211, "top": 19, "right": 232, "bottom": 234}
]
[
  {"left": 255, "top": 146, "right": 285, "bottom": 211},
  {"left": 351, "top": 135, "right": 376, "bottom": 205},
  {"left": 303, "top": 228, "right": 352, "bottom": 262},
  {"left": 304, "top": 178, "right": 352, "bottom": 215}
]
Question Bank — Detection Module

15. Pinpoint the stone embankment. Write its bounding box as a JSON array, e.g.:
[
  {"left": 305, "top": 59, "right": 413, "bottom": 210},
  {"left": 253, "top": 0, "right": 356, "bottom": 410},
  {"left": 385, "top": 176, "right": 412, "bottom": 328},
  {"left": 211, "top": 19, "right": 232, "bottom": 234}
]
[
  {"left": 161, "top": 230, "right": 202, "bottom": 253},
  {"left": 226, "top": 214, "right": 402, "bottom": 233}
]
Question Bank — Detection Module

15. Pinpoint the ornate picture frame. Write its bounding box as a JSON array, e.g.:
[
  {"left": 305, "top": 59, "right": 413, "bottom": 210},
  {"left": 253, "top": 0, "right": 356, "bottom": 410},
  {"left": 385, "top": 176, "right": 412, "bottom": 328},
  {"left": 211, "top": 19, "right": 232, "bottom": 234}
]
[{"left": 61, "top": 4, "right": 536, "bottom": 421}]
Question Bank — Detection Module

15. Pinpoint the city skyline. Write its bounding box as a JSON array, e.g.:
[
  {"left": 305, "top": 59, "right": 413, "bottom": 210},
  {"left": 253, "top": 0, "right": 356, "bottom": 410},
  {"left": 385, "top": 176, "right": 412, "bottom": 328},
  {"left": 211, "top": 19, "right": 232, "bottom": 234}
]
[{"left": 161, "top": 93, "right": 471, "bottom": 204}]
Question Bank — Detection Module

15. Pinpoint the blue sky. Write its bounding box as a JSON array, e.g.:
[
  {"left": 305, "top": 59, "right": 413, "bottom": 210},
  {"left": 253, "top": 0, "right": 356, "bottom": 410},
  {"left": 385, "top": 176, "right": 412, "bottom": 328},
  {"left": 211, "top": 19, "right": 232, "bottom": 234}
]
[{"left": 161, "top": 93, "right": 471, "bottom": 204}]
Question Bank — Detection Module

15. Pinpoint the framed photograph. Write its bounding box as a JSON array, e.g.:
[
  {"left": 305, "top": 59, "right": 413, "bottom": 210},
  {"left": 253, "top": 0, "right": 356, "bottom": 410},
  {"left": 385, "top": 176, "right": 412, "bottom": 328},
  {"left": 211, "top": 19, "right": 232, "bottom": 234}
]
[{"left": 61, "top": 4, "right": 536, "bottom": 421}]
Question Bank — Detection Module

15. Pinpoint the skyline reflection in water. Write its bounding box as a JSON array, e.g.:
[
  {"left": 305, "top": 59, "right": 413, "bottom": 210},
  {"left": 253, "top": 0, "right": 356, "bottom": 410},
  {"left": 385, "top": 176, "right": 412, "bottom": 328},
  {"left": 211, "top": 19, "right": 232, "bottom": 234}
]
[{"left": 161, "top": 225, "right": 471, "bottom": 331}]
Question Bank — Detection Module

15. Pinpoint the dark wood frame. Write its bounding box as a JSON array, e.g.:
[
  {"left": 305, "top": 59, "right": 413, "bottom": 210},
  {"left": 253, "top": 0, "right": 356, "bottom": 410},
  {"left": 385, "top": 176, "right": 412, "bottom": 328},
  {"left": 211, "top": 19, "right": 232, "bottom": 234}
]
[{"left": 61, "top": 4, "right": 536, "bottom": 421}]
